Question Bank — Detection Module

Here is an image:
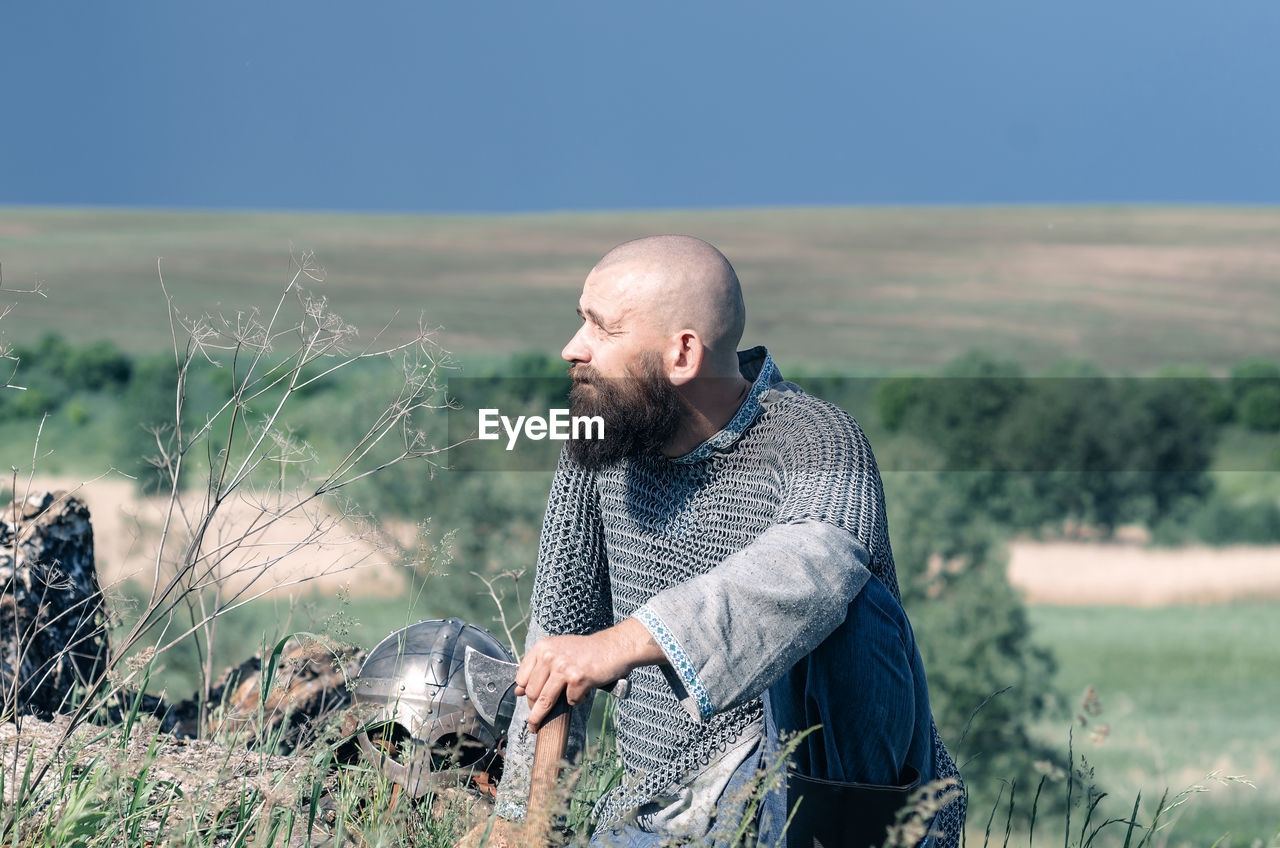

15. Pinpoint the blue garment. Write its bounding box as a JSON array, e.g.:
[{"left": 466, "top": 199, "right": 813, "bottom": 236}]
[{"left": 593, "top": 574, "right": 937, "bottom": 848}]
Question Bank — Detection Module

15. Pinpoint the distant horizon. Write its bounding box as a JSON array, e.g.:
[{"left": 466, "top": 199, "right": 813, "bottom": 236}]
[
  {"left": 6, "top": 199, "right": 1280, "bottom": 218},
  {"left": 3, "top": 205, "right": 1276, "bottom": 374}
]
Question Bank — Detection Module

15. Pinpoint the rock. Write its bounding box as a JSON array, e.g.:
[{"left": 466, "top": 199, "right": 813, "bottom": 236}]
[
  {"left": 0, "top": 491, "right": 108, "bottom": 719},
  {"left": 203, "top": 638, "right": 365, "bottom": 753}
]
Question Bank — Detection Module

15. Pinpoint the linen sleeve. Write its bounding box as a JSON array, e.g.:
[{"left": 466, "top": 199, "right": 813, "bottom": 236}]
[
  {"left": 494, "top": 447, "right": 613, "bottom": 820},
  {"left": 635, "top": 402, "right": 886, "bottom": 721}
]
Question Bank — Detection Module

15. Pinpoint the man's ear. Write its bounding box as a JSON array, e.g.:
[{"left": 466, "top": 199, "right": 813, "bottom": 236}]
[{"left": 668, "top": 331, "right": 703, "bottom": 386}]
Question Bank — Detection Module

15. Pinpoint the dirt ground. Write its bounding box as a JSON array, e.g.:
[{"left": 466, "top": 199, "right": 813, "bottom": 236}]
[
  {"left": 20, "top": 476, "right": 408, "bottom": 601},
  {"left": 19, "top": 476, "right": 1280, "bottom": 606},
  {"left": 1007, "top": 535, "right": 1280, "bottom": 605}
]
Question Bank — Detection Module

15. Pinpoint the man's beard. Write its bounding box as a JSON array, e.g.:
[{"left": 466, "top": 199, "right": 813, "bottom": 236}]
[{"left": 566, "top": 352, "right": 687, "bottom": 471}]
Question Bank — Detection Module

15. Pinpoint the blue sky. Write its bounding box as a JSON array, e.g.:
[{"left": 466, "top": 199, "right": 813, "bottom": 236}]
[{"left": 3, "top": 1, "right": 1278, "bottom": 213}]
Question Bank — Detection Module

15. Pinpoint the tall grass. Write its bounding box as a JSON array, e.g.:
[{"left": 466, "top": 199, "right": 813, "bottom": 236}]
[{"left": 6, "top": 671, "right": 1273, "bottom": 848}]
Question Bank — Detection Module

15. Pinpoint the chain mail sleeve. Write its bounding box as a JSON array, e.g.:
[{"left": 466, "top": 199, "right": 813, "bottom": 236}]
[
  {"left": 493, "top": 447, "right": 613, "bottom": 821},
  {"left": 633, "top": 396, "right": 887, "bottom": 720}
]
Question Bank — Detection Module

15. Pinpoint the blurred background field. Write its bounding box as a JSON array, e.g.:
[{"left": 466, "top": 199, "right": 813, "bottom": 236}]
[
  {"left": 3, "top": 205, "right": 1279, "bottom": 373},
  {"left": 1028, "top": 603, "right": 1280, "bottom": 846},
  {"left": 2, "top": 205, "right": 1278, "bottom": 846}
]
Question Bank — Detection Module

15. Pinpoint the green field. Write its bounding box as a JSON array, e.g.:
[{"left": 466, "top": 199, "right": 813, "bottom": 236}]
[
  {"left": 3, "top": 205, "right": 1279, "bottom": 374},
  {"left": 1023, "top": 603, "right": 1280, "bottom": 847}
]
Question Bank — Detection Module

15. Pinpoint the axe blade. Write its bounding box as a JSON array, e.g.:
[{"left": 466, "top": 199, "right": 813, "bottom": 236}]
[{"left": 463, "top": 645, "right": 519, "bottom": 730}]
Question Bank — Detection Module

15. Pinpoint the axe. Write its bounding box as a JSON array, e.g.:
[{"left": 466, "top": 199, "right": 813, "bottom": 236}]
[{"left": 463, "top": 646, "right": 629, "bottom": 845}]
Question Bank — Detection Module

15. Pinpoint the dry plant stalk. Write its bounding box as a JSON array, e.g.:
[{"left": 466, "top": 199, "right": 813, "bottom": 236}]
[
  {"left": 472, "top": 568, "right": 530, "bottom": 661},
  {"left": 2, "top": 249, "right": 464, "bottom": 840}
]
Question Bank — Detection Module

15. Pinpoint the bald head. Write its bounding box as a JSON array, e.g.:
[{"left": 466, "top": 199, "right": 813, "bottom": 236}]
[{"left": 588, "top": 235, "right": 746, "bottom": 374}]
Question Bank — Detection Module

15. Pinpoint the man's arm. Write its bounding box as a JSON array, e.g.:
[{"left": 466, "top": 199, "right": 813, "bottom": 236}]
[
  {"left": 637, "top": 403, "right": 890, "bottom": 720},
  {"left": 515, "top": 616, "right": 665, "bottom": 730},
  {"left": 637, "top": 403, "right": 889, "bottom": 719},
  {"left": 636, "top": 518, "right": 872, "bottom": 720},
  {"left": 514, "top": 517, "right": 868, "bottom": 726}
]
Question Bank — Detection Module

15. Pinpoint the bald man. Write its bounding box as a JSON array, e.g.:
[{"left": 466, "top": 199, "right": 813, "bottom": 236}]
[{"left": 486, "top": 237, "right": 964, "bottom": 848}]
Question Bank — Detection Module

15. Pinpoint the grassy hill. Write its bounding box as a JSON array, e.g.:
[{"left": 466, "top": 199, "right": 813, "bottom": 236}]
[{"left": 2, "top": 205, "right": 1279, "bottom": 373}]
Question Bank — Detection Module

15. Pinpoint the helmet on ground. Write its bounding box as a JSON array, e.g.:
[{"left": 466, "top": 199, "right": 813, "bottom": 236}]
[{"left": 351, "top": 617, "right": 514, "bottom": 796}]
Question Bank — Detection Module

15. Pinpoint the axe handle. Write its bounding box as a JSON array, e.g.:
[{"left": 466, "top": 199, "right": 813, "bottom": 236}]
[{"left": 524, "top": 695, "right": 573, "bottom": 846}]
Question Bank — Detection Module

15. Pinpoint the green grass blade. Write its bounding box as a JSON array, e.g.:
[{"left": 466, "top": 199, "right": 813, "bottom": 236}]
[
  {"left": 1028, "top": 774, "right": 1047, "bottom": 848},
  {"left": 982, "top": 782, "right": 1005, "bottom": 848}
]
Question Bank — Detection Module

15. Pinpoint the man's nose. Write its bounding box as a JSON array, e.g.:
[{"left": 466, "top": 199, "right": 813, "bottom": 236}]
[{"left": 562, "top": 325, "right": 590, "bottom": 364}]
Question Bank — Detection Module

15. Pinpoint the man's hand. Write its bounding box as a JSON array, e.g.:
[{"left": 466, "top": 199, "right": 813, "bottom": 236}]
[{"left": 516, "top": 617, "right": 665, "bottom": 731}]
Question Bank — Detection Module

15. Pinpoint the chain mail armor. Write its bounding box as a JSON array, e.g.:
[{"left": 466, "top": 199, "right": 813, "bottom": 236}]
[{"left": 505, "top": 347, "right": 965, "bottom": 846}]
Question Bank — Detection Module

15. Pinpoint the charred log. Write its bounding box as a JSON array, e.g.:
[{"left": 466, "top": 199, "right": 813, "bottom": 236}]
[{"left": 0, "top": 491, "right": 108, "bottom": 720}]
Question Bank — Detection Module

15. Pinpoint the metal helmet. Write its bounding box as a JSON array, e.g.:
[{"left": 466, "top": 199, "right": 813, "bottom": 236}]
[{"left": 351, "top": 617, "right": 514, "bottom": 796}]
